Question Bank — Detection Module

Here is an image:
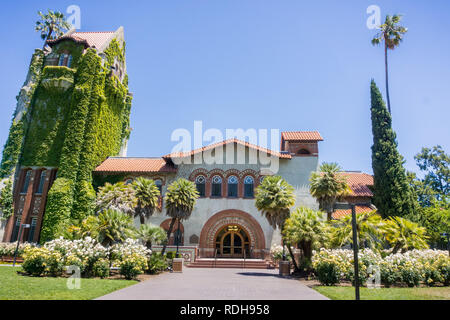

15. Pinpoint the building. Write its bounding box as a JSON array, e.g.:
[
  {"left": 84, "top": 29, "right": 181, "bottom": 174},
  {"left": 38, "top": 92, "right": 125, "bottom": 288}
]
[{"left": 1, "top": 27, "right": 132, "bottom": 243}]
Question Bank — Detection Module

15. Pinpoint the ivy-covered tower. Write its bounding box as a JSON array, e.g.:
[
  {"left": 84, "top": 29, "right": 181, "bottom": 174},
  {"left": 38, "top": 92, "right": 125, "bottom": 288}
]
[{"left": 1, "top": 27, "right": 132, "bottom": 243}]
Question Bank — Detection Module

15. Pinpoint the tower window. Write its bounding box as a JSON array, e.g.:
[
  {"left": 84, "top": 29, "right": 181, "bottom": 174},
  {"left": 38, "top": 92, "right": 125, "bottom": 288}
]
[
  {"left": 211, "top": 175, "right": 222, "bottom": 197},
  {"left": 297, "top": 149, "right": 311, "bottom": 155},
  {"left": 21, "top": 170, "right": 32, "bottom": 194},
  {"left": 36, "top": 171, "right": 47, "bottom": 194},
  {"left": 155, "top": 179, "right": 163, "bottom": 194},
  {"left": 58, "top": 54, "right": 72, "bottom": 67}
]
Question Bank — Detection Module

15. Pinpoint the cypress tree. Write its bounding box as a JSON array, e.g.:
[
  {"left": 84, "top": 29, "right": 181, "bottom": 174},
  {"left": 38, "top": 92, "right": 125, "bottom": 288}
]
[{"left": 370, "top": 80, "right": 418, "bottom": 219}]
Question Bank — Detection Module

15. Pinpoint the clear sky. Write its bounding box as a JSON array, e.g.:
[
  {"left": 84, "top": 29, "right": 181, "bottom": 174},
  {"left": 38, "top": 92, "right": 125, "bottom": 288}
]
[{"left": 0, "top": 0, "right": 449, "bottom": 175}]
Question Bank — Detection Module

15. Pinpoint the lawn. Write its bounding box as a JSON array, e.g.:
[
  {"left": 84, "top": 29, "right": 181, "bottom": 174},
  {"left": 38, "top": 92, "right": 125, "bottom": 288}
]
[
  {"left": 314, "top": 286, "right": 450, "bottom": 300},
  {"left": 0, "top": 266, "right": 138, "bottom": 300}
]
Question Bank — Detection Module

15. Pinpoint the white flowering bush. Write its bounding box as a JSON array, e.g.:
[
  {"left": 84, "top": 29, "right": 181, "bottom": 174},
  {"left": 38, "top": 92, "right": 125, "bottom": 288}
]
[
  {"left": 0, "top": 242, "right": 36, "bottom": 258},
  {"left": 110, "top": 238, "right": 151, "bottom": 265},
  {"left": 312, "top": 248, "right": 449, "bottom": 287}
]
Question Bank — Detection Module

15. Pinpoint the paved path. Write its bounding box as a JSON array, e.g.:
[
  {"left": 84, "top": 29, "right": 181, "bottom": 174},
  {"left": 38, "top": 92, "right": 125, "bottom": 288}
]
[{"left": 97, "top": 268, "right": 328, "bottom": 300}]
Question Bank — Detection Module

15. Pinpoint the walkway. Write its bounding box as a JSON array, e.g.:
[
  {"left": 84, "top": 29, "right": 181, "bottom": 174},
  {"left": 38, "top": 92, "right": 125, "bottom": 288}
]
[{"left": 97, "top": 267, "right": 328, "bottom": 300}]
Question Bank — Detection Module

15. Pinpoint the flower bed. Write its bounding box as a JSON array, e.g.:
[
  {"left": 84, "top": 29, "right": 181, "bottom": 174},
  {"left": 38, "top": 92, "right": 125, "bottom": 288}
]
[
  {"left": 312, "top": 249, "right": 449, "bottom": 287},
  {"left": 18, "top": 237, "right": 157, "bottom": 279}
]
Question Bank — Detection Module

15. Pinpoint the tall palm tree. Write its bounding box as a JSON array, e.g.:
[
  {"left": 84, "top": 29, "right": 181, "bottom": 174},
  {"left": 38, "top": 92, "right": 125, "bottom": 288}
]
[
  {"left": 132, "top": 178, "right": 161, "bottom": 225},
  {"left": 138, "top": 224, "right": 167, "bottom": 250},
  {"left": 161, "top": 178, "right": 199, "bottom": 256},
  {"left": 331, "top": 210, "right": 384, "bottom": 249},
  {"left": 283, "top": 207, "right": 330, "bottom": 272},
  {"left": 371, "top": 14, "right": 408, "bottom": 114},
  {"left": 382, "top": 216, "right": 429, "bottom": 254},
  {"left": 35, "top": 10, "right": 71, "bottom": 49},
  {"left": 310, "top": 163, "right": 350, "bottom": 221},
  {"left": 255, "top": 176, "right": 296, "bottom": 267},
  {"left": 96, "top": 209, "right": 137, "bottom": 247}
]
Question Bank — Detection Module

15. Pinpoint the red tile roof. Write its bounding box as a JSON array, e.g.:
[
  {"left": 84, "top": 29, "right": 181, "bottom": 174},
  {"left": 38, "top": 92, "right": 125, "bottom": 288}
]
[
  {"left": 94, "top": 158, "right": 176, "bottom": 173},
  {"left": 339, "top": 172, "right": 374, "bottom": 197},
  {"left": 281, "top": 131, "right": 323, "bottom": 141},
  {"left": 47, "top": 31, "right": 115, "bottom": 49},
  {"left": 163, "top": 138, "right": 292, "bottom": 159},
  {"left": 332, "top": 205, "right": 375, "bottom": 219}
]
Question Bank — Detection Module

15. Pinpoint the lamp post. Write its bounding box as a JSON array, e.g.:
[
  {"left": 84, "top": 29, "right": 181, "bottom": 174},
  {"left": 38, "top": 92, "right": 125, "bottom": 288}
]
[
  {"left": 13, "top": 224, "right": 30, "bottom": 267},
  {"left": 334, "top": 202, "right": 366, "bottom": 301}
]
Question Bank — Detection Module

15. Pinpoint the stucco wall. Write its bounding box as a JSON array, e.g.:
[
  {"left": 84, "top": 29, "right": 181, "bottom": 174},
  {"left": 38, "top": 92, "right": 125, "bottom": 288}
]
[{"left": 143, "top": 145, "right": 320, "bottom": 250}]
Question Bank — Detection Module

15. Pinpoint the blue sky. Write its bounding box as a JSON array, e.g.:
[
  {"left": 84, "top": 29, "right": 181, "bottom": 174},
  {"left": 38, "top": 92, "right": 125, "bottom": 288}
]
[{"left": 0, "top": 0, "right": 449, "bottom": 175}]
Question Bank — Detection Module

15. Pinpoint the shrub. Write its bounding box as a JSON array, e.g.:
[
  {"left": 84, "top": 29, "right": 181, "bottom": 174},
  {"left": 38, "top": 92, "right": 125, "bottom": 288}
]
[
  {"left": 22, "top": 247, "right": 63, "bottom": 276},
  {"left": 165, "top": 251, "right": 177, "bottom": 260},
  {"left": 92, "top": 258, "right": 110, "bottom": 278},
  {"left": 118, "top": 253, "right": 148, "bottom": 280},
  {"left": 315, "top": 260, "right": 341, "bottom": 286},
  {"left": 148, "top": 253, "right": 168, "bottom": 274}
]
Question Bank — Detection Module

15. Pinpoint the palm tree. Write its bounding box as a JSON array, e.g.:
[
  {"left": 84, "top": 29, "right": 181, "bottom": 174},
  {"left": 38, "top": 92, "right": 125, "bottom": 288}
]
[
  {"left": 96, "top": 209, "right": 137, "bottom": 247},
  {"left": 283, "top": 207, "right": 330, "bottom": 272},
  {"left": 138, "top": 224, "right": 167, "bottom": 250},
  {"left": 255, "top": 176, "right": 297, "bottom": 267},
  {"left": 161, "top": 178, "right": 199, "bottom": 256},
  {"left": 35, "top": 10, "right": 71, "bottom": 49},
  {"left": 96, "top": 182, "right": 137, "bottom": 216},
  {"left": 310, "top": 163, "right": 351, "bottom": 221},
  {"left": 132, "top": 178, "right": 161, "bottom": 225},
  {"left": 382, "top": 216, "right": 429, "bottom": 254},
  {"left": 371, "top": 14, "right": 408, "bottom": 114},
  {"left": 331, "top": 210, "right": 384, "bottom": 249}
]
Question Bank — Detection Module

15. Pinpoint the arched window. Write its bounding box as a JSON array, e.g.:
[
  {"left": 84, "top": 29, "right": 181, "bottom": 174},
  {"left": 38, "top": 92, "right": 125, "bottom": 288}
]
[
  {"left": 244, "top": 176, "right": 254, "bottom": 198},
  {"left": 195, "top": 175, "right": 206, "bottom": 197},
  {"left": 211, "top": 175, "right": 222, "bottom": 197},
  {"left": 227, "top": 176, "right": 238, "bottom": 198},
  {"left": 155, "top": 179, "right": 163, "bottom": 194},
  {"left": 58, "top": 53, "right": 72, "bottom": 67},
  {"left": 124, "top": 178, "right": 133, "bottom": 185}
]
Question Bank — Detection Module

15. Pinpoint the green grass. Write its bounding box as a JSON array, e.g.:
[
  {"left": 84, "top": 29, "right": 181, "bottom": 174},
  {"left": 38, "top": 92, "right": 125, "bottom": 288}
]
[
  {"left": 314, "top": 285, "right": 450, "bottom": 300},
  {"left": 0, "top": 266, "right": 138, "bottom": 300}
]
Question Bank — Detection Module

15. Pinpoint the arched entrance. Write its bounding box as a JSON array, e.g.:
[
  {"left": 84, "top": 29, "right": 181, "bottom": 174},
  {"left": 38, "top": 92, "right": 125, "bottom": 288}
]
[
  {"left": 215, "top": 225, "right": 250, "bottom": 258},
  {"left": 199, "top": 209, "right": 266, "bottom": 258}
]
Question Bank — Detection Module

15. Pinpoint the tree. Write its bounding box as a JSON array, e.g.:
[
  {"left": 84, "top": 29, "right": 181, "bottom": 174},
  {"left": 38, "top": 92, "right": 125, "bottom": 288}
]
[
  {"left": 382, "top": 216, "right": 429, "bottom": 254},
  {"left": 407, "top": 171, "right": 437, "bottom": 208},
  {"left": 370, "top": 80, "right": 418, "bottom": 220},
  {"left": 309, "top": 163, "right": 351, "bottom": 221},
  {"left": 138, "top": 224, "right": 167, "bottom": 250},
  {"left": 132, "top": 178, "right": 161, "bottom": 225},
  {"left": 255, "top": 176, "right": 297, "bottom": 269},
  {"left": 96, "top": 209, "right": 137, "bottom": 247},
  {"left": 414, "top": 145, "right": 449, "bottom": 201},
  {"left": 161, "top": 178, "right": 199, "bottom": 256},
  {"left": 35, "top": 10, "right": 71, "bottom": 49},
  {"left": 0, "top": 178, "right": 13, "bottom": 220},
  {"left": 417, "top": 200, "right": 450, "bottom": 248},
  {"left": 331, "top": 211, "right": 384, "bottom": 249},
  {"left": 283, "top": 207, "right": 330, "bottom": 272},
  {"left": 371, "top": 14, "right": 408, "bottom": 114},
  {"left": 96, "top": 182, "right": 137, "bottom": 216}
]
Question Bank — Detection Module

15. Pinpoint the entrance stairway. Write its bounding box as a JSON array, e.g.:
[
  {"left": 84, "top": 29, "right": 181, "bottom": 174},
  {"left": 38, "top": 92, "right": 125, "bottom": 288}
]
[{"left": 187, "top": 258, "right": 273, "bottom": 269}]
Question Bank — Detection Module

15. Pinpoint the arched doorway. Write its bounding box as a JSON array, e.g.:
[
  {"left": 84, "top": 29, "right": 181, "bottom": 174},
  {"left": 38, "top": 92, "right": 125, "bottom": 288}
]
[{"left": 215, "top": 225, "right": 250, "bottom": 258}]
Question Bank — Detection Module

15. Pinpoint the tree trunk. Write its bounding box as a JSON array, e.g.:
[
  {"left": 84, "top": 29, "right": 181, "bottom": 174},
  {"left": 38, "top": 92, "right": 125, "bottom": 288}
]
[
  {"left": 286, "top": 244, "right": 299, "bottom": 272},
  {"left": 161, "top": 217, "right": 176, "bottom": 255},
  {"left": 43, "top": 28, "right": 53, "bottom": 50},
  {"left": 385, "top": 42, "right": 391, "bottom": 114}
]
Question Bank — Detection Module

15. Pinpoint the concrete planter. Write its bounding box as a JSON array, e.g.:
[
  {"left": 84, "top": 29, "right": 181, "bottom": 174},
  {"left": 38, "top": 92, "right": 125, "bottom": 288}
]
[
  {"left": 172, "top": 258, "right": 184, "bottom": 273},
  {"left": 279, "top": 261, "right": 291, "bottom": 277}
]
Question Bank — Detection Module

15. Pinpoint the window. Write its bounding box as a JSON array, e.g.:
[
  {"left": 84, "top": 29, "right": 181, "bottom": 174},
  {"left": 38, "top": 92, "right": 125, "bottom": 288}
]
[
  {"left": 58, "top": 54, "right": 72, "bottom": 67},
  {"left": 297, "top": 148, "right": 311, "bottom": 155},
  {"left": 27, "top": 218, "right": 37, "bottom": 243},
  {"left": 211, "top": 175, "right": 222, "bottom": 197},
  {"left": 36, "top": 171, "right": 46, "bottom": 194},
  {"left": 244, "top": 176, "right": 254, "bottom": 198},
  {"left": 11, "top": 217, "right": 21, "bottom": 242},
  {"left": 21, "top": 170, "right": 32, "bottom": 194},
  {"left": 155, "top": 179, "right": 163, "bottom": 194},
  {"left": 195, "top": 175, "right": 206, "bottom": 197},
  {"left": 227, "top": 176, "right": 238, "bottom": 198},
  {"left": 124, "top": 178, "right": 133, "bottom": 185}
]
